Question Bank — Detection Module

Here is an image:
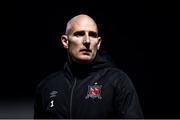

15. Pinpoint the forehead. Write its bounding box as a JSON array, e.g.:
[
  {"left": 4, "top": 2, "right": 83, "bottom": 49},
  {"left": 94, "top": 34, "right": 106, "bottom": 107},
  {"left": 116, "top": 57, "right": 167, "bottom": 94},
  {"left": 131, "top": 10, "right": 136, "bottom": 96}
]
[{"left": 69, "top": 17, "right": 98, "bottom": 33}]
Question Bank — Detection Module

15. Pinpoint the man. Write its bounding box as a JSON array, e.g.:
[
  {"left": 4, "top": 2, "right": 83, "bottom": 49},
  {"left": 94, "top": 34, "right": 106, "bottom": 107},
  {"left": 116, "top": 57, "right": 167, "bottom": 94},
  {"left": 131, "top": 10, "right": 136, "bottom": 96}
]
[{"left": 34, "top": 14, "right": 143, "bottom": 118}]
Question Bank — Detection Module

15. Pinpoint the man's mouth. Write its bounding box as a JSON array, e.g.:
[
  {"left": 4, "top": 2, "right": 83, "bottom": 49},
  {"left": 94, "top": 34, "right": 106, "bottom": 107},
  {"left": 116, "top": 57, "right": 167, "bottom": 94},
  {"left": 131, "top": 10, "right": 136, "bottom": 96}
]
[{"left": 80, "top": 49, "right": 92, "bottom": 53}]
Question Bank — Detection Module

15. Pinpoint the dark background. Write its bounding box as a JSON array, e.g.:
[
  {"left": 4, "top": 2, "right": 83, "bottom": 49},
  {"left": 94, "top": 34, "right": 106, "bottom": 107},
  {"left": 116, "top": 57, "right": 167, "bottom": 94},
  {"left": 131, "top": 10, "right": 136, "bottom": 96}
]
[{"left": 0, "top": 0, "right": 179, "bottom": 118}]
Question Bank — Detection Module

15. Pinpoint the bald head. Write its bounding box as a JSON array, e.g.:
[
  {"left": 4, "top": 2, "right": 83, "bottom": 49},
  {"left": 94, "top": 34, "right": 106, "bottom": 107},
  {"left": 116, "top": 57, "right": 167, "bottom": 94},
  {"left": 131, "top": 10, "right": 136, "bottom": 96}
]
[
  {"left": 65, "top": 14, "right": 98, "bottom": 35},
  {"left": 61, "top": 14, "right": 101, "bottom": 64}
]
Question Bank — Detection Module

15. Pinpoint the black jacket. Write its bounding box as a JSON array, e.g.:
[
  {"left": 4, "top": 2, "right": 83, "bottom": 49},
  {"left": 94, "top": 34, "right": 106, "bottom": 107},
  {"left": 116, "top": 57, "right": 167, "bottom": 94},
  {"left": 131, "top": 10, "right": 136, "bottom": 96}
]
[{"left": 34, "top": 52, "right": 143, "bottom": 119}]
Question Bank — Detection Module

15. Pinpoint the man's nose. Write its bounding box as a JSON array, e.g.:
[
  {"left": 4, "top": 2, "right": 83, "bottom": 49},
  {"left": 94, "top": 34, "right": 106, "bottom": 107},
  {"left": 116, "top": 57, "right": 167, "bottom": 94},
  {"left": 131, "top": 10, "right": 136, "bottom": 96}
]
[{"left": 83, "top": 33, "right": 90, "bottom": 44}]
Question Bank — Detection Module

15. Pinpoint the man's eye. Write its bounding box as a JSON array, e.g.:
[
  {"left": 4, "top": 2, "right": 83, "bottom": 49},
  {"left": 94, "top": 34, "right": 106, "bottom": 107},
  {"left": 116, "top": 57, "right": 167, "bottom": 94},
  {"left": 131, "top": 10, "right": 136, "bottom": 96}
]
[
  {"left": 74, "top": 32, "right": 85, "bottom": 36},
  {"left": 89, "top": 32, "right": 98, "bottom": 38}
]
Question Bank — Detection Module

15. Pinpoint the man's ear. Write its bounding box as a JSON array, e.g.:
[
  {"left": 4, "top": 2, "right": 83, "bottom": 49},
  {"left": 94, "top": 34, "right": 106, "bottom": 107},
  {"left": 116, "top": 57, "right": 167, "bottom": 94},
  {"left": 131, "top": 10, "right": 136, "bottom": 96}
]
[
  {"left": 61, "top": 35, "right": 68, "bottom": 49},
  {"left": 97, "top": 37, "right": 102, "bottom": 50}
]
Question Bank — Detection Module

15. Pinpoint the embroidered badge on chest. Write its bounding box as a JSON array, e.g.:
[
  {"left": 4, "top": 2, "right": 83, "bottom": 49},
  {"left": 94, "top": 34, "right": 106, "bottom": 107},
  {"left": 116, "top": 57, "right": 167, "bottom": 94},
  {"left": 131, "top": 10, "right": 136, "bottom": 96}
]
[{"left": 85, "top": 82, "right": 102, "bottom": 99}]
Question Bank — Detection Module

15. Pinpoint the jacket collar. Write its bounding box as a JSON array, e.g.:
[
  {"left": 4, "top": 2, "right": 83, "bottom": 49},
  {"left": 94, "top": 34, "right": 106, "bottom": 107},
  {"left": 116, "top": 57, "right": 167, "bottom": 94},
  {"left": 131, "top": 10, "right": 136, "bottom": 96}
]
[{"left": 64, "top": 51, "right": 115, "bottom": 80}]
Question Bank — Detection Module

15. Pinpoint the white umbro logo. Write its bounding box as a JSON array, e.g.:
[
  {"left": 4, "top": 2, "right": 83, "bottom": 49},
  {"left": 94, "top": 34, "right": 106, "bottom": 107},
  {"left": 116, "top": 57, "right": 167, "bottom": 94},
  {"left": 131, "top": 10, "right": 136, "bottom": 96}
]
[
  {"left": 50, "top": 100, "right": 54, "bottom": 107},
  {"left": 49, "top": 91, "right": 58, "bottom": 108},
  {"left": 50, "top": 91, "right": 58, "bottom": 98}
]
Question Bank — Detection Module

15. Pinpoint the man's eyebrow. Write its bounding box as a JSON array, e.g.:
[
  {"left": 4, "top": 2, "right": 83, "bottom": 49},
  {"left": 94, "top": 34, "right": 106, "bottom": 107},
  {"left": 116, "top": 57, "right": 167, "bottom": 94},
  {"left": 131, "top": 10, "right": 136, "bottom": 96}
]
[
  {"left": 73, "top": 31, "right": 85, "bottom": 35},
  {"left": 75, "top": 30, "right": 98, "bottom": 33},
  {"left": 89, "top": 31, "right": 97, "bottom": 33},
  {"left": 73, "top": 30, "right": 98, "bottom": 37},
  {"left": 89, "top": 31, "right": 98, "bottom": 37}
]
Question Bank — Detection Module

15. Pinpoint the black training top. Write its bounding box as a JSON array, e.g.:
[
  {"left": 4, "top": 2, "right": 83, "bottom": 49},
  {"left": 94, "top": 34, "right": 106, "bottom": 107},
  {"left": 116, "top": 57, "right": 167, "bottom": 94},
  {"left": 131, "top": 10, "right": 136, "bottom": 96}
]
[{"left": 34, "top": 52, "right": 143, "bottom": 119}]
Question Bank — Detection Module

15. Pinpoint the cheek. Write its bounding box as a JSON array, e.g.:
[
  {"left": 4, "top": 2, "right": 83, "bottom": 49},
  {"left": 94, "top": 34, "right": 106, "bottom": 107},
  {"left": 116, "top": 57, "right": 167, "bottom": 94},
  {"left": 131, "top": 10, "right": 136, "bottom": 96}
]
[
  {"left": 68, "top": 41, "right": 81, "bottom": 52},
  {"left": 91, "top": 42, "right": 99, "bottom": 50}
]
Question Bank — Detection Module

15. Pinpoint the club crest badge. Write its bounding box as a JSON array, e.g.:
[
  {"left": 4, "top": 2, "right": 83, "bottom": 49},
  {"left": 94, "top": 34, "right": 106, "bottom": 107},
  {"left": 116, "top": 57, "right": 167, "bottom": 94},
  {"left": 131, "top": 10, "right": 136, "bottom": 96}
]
[{"left": 85, "top": 82, "right": 102, "bottom": 99}]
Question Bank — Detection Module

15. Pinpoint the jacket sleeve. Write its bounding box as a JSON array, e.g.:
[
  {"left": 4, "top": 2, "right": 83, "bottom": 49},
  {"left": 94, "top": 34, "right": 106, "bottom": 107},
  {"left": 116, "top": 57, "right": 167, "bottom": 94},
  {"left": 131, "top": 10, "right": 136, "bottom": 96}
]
[{"left": 114, "top": 71, "right": 144, "bottom": 118}]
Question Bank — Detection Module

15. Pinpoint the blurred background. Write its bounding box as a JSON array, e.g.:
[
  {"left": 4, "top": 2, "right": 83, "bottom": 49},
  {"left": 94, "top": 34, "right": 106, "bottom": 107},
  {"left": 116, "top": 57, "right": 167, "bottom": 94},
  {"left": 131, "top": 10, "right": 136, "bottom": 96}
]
[{"left": 0, "top": 0, "right": 179, "bottom": 118}]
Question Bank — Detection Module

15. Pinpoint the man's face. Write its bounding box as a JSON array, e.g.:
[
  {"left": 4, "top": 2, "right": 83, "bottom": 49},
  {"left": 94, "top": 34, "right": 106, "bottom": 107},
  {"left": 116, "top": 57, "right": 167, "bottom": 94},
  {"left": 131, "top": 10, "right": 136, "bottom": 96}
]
[{"left": 62, "top": 16, "right": 101, "bottom": 64}]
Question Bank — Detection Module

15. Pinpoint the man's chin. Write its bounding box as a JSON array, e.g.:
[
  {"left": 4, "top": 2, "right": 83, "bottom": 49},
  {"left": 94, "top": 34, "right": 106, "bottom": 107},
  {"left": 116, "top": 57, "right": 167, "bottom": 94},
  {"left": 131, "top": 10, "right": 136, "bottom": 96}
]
[{"left": 75, "top": 56, "right": 94, "bottom": 64}]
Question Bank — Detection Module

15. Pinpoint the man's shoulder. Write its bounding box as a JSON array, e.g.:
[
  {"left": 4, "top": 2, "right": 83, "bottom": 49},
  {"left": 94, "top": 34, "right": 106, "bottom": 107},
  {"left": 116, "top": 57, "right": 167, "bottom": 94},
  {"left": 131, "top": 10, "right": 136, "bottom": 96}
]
[
  {"left": 106, "top": 67, "right": 128, "bottom": 76},
  {"left": 105, "top": 67, "right": 133, "bottom": 83},
  {"left": 36, "top": 70, "right": 64, "bottom": 91},
  {"left": 44, "top": 70, "right": 64, "bottom": 81}
]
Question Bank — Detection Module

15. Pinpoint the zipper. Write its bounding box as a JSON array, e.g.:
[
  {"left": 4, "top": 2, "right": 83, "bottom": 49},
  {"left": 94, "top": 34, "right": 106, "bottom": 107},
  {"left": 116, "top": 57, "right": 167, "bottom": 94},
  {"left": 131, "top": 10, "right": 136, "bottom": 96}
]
[{"left": 69, "top": 77, "right": 77, "bottom": 118}]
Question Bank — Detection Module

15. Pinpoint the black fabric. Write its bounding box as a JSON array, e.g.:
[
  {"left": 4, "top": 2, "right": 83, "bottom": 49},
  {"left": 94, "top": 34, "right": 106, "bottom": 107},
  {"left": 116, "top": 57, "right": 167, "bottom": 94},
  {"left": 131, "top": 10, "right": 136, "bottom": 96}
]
[
  {"left": 34, "top": 51, "right": 144, "bottom": 119},
  {"left": 65, "top": 51, "right": 115, "bottom": 79}
]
